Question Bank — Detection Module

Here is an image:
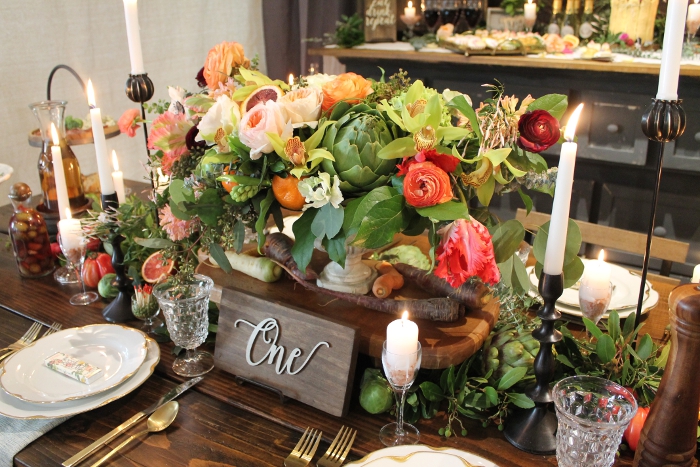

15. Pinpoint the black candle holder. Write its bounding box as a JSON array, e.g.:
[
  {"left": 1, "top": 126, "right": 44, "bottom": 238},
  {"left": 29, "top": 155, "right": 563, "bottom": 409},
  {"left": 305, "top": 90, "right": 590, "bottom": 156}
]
[
  {"left": 634, "top": 99, "right": 686, "bottom": 328},
  {"left": 503, "top": 273, "right": 563, "bottom": 454},
  {"left": 100, "top": 193, "right": 134, "bottom": 323}
]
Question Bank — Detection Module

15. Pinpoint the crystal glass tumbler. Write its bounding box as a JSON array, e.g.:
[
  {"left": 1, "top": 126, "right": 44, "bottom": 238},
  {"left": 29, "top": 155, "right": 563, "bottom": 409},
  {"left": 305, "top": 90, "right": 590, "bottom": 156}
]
[
  {"left": 153, "top": 274, "right": 214, "bottom": 377},
  {"left": 553, "top": 376, "right": 637, "bottom": 467}
]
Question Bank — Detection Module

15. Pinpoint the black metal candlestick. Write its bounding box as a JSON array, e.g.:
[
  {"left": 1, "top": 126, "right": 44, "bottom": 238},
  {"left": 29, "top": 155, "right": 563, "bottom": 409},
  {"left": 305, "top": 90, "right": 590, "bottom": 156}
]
[
  {"left": 100, "top": 193, "right": 134, "bottom": 323},
  {"left": 634, "top": 99, "right": 686, "bottom": 328},
  {"left": 504, "top": 273, "right": 563, "bottom": 454},
  {"left": 125, "top": 73, "right": 155, "bottom": 161}
]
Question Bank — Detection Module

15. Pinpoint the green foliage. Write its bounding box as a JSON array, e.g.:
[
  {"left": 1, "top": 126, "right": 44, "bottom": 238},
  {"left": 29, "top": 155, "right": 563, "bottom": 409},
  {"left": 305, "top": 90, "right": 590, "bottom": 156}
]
[{"left": 332, "top": 14, "right": 364, "bottom": 48}]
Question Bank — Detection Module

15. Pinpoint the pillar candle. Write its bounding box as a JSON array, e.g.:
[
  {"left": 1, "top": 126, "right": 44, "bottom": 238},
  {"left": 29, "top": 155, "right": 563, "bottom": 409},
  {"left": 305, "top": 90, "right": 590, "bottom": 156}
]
[
  {"left": 691, "top": 264, "right": 700, "bottom": 283},
  {"left": 111, "top": 150, "right": 126, "bottom": 204},
  {"left": 87, "top": 80, "right": 115, "bottom": 195},
  {"left": 57, "top": 208, "right": 83, "bottom": 263},
  {"left": 386, "top": 311, "right": 419, "bottom": 357},
  {"left": 656, "top": 0, "right": 687, "bottom": 100},
  {"left": 543, "top": 103, "right": 584, "bottom": 275},
  {"left": 581, "top": 250, "right": 612, "bottom": 292},
  {"left": 524, "top": 0, "right": 537, "bottom": 22},
  {"left": 122, "top": 0, "right": 145, "bottom": 74},
  {"left": 404, "top": 1, "right": 416, "bottom": 18},
  {"left": 50, "top": 123, "right": 70, "bottom": 220}
]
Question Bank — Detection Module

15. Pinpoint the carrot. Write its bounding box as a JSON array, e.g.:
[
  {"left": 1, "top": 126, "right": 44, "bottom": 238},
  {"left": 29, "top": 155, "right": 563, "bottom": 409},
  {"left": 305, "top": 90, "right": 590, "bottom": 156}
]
[
  {"left": 393, "top": 263, "right": 489, "bottom": 310},
  {"left": 263, "top": 233, "right": 318, "bottom": 281},
  {"left": 275, "top": 261, "right": 464, "bottom": 322},
  {"left": 376, "top": 261, "right": 397, "bottom": 275},
  {"left": 373, "top": 274, "right": 403, "bottom": 298}
]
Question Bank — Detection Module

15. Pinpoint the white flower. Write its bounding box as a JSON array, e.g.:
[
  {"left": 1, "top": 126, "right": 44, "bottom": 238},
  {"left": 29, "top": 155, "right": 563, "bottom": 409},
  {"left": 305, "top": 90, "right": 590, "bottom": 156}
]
[
  {"left": 167, "top": 86, "right": 187, "bottom": 114},
  {"left": 297, "top": 172, "right": 344, "bottom": 210},
  {"left": 304, "top": 73, "right": 336, "bottom": 90},
  {"left": 238, "top": 100, "right": 292, "bottom": 160},
  {"left": 279, "top": 87, "right": 323, "bottom": 128},
  {"left": 196, "top": 94, "right": 241, "bottom": 144}
]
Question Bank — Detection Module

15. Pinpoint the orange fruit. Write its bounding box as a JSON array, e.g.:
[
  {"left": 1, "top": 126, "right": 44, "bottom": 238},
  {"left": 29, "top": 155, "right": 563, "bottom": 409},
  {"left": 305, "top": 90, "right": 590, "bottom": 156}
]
[
  {"left": 141, "top": 251, "right": 175, "bottom": 283},
  {"left": 271, "top": 175, "right": 306, "bottom": 211},
  {"left": 221, "top": 168, "right": 238, "bottom": 193}
]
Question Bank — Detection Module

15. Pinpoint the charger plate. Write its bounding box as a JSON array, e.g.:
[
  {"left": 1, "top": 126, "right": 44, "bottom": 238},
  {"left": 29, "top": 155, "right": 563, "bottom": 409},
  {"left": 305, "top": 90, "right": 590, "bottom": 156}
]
[
  {"left": 346, "top": 445, "right": 497, "bottom": 467},
  {"left": 0, "top": 324, "right": 147, "bottom": 404},
  {"left": 0, "top": 338, "right": 159, "bottom": 419}
]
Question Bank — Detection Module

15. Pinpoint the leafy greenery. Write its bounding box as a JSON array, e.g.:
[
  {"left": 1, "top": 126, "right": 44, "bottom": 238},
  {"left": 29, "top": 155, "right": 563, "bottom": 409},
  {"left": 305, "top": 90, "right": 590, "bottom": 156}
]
[{"left": 331, "top": 14, "right": 365, "bottom": 48}]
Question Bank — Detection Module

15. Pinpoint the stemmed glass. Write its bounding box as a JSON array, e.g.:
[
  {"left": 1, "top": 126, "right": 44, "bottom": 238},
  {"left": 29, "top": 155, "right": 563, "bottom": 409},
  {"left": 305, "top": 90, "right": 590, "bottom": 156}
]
[
  {"left": 58, "top": 234, "right": 98, "bottom": 306},
  {"left": 153, "top": 274, "right": 214, "bottom": 377},
  {"left": 578, "top": 281, "right": 613, "bottom": 328},
  {"left": 380, "top": 341, "right": 422, "bottom": 446}
]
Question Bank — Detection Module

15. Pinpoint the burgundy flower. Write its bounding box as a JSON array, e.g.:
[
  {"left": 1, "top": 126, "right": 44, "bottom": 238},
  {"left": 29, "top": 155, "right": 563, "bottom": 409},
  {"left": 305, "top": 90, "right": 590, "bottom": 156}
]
[
  {"left": 186, "top": 125, "right": 206, "bottom": 150},
  {"left": 517, "top": 110, "right": 561, "bottom": 153},
  {"left": 196, "top": 67, "right": 206, "bottom": 88}
]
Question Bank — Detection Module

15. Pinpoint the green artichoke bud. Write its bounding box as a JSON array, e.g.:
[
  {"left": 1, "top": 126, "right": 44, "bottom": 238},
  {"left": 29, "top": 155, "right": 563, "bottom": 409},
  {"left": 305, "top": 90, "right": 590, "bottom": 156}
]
[
  {"left": 481, "top": 327, "right": 540, "bottom": 382},
  {"left": 229, "top": 185, "right": 260, "bottom": 203},
  {"left": 359, "top": 368, "right": 394, "bottom": 414},
  {"left": 321, "top": 104, "right": 403, "bottom": 195}
]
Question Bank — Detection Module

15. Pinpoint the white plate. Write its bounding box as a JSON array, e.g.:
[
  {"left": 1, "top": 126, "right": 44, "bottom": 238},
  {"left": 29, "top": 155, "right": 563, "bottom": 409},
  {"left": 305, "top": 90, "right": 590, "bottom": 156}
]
[
  {"left": 0, "top": 338, "right": 159, "bottom": 419},
  {"left": 529, "top": 260, "right": 650, "bottom": 310},
  {"left": 1, "top": 324, "right": 148, "bottom": 404},
  {"left": 347, "top": 445, "right": 497, "bottom": 467},
  {"left": 0, "top": 163, "right": 13, "bottom": 184}
]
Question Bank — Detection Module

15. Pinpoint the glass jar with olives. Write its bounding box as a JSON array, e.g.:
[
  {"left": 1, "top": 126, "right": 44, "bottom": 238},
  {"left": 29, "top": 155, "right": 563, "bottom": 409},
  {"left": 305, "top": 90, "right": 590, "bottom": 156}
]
[{"left": 8, "top": 183, "right": 55, "bottom": 278}]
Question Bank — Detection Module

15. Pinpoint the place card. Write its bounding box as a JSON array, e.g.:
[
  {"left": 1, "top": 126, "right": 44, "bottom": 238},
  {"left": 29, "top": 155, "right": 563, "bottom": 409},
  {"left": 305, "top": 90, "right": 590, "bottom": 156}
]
[{"left": 215, "top": 288, "right": 359, "bottom": 417}]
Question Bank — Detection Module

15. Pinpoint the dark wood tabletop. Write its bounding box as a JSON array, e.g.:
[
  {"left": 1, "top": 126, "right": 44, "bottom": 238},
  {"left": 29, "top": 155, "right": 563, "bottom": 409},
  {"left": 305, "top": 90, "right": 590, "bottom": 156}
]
[{"left": 0, "top": 185, "right": 678, "bottom": 466}]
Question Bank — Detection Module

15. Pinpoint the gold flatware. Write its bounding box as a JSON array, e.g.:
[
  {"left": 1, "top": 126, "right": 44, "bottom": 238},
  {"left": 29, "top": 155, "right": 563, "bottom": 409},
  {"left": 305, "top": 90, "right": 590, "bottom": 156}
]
[
  {"left": 317, "top": 426, "right": 356, "bottom": 467},
  {"left": 89, "top": 401, "right": 179, "bottom": 467},
  {"left": 42, "top": 322, "right": 62, "bottom": 338},
  {"left": 285, "top": 427, "right": 322, "bottom": 467},
  {"left": 0, "top": 322, "right": 42, "bottom": 358},
  {"left": 63, "top": 377, "right": 203, "bottom": 467}
]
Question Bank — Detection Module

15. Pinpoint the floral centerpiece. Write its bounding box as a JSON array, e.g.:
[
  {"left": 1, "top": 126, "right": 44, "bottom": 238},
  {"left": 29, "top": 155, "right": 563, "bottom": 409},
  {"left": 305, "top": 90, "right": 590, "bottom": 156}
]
[{"left": 118, "top": 40, "right": 573, "bottom": 294}]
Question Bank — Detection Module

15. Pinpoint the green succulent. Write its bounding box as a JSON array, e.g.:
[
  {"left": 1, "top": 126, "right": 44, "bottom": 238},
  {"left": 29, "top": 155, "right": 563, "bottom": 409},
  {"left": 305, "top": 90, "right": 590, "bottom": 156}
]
[
  {"left": 321, "top": 104, "right": 403, "bottom": 195},
  {"left": 482, "top": 326, "right": 540, "bottom": 382}
]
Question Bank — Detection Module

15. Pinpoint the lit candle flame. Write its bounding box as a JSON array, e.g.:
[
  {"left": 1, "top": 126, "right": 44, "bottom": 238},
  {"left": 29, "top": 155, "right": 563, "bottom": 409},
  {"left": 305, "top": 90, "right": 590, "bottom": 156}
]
[
  {"left": 111, "top": 150, "right": 120, "bottom": 172},
  {"left": 563, "top": 103, "right": 584, "bottom": 142},
  {"left": 87, "top": 79, "right": 96, "bottom": 108},
  {"left": 64, "top": 207, "right": 72, "bottom": 220},
  {"left": 408, "top": 1, "right": 413, "bottom": 7},
  {"left": 402, "top": 311, "right": 408, "bottom": 320},
  {"left": 50, "top": 123, "right": 60, "bottom": 146},
  {"left": 288, "top": 74, "right": 294, "bottom": 87},
  {"left": 598, "top": 249, "right": 606, "bottom": 262}
]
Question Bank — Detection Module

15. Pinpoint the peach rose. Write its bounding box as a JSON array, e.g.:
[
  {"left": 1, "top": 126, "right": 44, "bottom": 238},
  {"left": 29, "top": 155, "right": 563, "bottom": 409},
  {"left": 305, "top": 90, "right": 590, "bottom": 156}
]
[
  {"left": 238, "top": 101, "right": 292, "bottom": 160},
  {"left": 403, "top": 161, "right": 453, "bottom": 208},
  {"left": 203, "top": 41, "right": 250, "bottom": 91},
  {"left": 279, "top": 87, "right": 323, "bottom": 128},
  {"left": 321, "top": 72, "right": 373, "bottom": 112}
]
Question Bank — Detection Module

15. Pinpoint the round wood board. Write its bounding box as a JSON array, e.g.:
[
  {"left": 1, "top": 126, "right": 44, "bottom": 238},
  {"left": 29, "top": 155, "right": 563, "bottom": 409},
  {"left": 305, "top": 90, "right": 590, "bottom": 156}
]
[{"left": 28, "top": 125, "right": 121, "bottom": 147}]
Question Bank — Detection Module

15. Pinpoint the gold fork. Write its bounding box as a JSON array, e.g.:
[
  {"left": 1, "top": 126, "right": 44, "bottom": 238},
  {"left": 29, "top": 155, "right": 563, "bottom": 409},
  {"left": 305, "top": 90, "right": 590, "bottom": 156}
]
[
  {"left": 284, "top": 427, "right": 323, "bottom": 467},
  {"left": 0, "top": 322, "right": 42, "bottom": 356},
  {"left": 42, "top": 322, "right": 63, "bottom": 338},
  {"left": 317, "top": 426, "right": 356, "bottom": 467}
]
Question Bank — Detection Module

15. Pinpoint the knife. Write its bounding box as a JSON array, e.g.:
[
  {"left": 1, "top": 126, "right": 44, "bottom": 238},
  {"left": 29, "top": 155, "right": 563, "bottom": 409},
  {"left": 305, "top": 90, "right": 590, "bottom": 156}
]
[{"left": 62, "top": 376, "right": 203, "bottom": 467}]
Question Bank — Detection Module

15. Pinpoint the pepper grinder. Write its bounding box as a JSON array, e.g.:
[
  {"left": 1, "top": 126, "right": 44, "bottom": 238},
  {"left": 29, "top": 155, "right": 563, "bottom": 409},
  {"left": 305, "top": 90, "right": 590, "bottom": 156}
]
[{"left": 634, "top": 283, "right": 700, "bottom": 467}]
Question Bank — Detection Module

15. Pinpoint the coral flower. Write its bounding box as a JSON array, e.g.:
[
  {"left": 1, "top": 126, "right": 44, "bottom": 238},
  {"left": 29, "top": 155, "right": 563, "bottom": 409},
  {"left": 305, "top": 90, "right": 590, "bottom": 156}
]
[
  {"left": 435, "top": 218, "right": 500, "bottom": 288},
  {"left": 118, "top": 108, "right": 141, "bottom": 137},
  {"left": 321, "top": 72, "right": 374, "bottom": 112},
  {"left": 403, "top": 162, "right": 453, "bottom": 208},
  {"left": 203, "top": 41, "right": 250, "bottom": 91},
  {"left": 159, "top": 204, "right": 198, "bottom": 241}
]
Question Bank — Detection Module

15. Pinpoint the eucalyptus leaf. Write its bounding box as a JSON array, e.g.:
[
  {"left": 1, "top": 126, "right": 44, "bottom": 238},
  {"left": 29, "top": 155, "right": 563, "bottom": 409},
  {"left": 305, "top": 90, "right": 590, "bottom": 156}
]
[
  {"left": 636, "top": 333, "right": 653, "bottom": 360},
  {"left": 562, "top": 256, "right": 584, "bottom": 289},
  {"left": 490, "top": 219, "right": 525, "bottom": 264},
  {"left": 497, "top": 366, "right": 528, "bottom": 391},
  {"left": 596, "top": 334, "right": 616, "bottom": 364},
  {"left": 526, "top": 94, "right": 568, "bottom": 120},
  {"left": 208, "top": 243, "right": 232, "bottom": 274},
  {"left": 532, "top": 219, "right": 581, "bottom": 266},
  {"left": 311, "top": 203, "right": 344, "bottom": 240},
  {"left": 134, "top": 237, "right": 175, "bottom": 249},
  {"left": 420, "top": 381, "right": 444, "bottom": 402},
  {"left": 508, "top": 393, "right": 536, "bottom": 409},
  {"left": 291, "top": 209, "right": 318, "bottom": 272},
  {"left": 323, "top": 232, "right": 348, "bottom": 267}
]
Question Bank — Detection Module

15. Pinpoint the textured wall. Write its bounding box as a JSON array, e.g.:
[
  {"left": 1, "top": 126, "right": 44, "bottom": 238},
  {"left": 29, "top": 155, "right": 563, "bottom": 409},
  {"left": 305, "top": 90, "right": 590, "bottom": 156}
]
[{"left": 0, "top": 0, "right": 266, "bottom": 205}]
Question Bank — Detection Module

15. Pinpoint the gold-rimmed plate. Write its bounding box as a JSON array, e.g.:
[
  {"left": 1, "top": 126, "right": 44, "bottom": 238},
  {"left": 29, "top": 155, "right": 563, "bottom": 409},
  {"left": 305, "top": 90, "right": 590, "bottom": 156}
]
[
  {"left": 347, "top": 445, "right": 497, "bottom": 466},
  {"left": 0, "top": 337, "right": 159, "bottom": 419},
  {"left": 0, "top": 324, "right": 148, "bottom": 404}
]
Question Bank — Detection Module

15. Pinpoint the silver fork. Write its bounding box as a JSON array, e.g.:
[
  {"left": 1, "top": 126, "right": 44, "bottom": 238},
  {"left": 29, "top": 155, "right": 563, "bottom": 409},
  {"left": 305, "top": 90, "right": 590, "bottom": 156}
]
[
  {"left": 284, "top": 427, "right": 323, "bottom": 467},
  {"left": 317, "top": 426, "right": 356, "bottom": 467},
  {"left": 0, "top": 322, "right": 42, "bottom": 356}
]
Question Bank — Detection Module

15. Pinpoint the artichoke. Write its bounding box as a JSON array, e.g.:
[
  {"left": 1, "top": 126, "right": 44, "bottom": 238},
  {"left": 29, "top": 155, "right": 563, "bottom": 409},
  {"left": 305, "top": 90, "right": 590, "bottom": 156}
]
[
  {"left": 481, "top": 327, "right": 540, "bottom": 382},
  {"left": 321, "top": 104, "right": 402, "bottom": 194}
]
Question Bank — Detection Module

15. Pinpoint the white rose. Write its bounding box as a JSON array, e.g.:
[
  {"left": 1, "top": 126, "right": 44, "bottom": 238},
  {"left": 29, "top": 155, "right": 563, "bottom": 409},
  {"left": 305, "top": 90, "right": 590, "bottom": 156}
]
[
  {"left": 196, "top": 94, "right": 241, "bottom": 144},
  {"left": 304, "top": 73, "right": 336, "bottom": 90},
  {"left": 279, "top": 87, "right": 323, "bottom": 128},
  {"left": 238, "top": 100, "right": 292, "bottom": 160}
]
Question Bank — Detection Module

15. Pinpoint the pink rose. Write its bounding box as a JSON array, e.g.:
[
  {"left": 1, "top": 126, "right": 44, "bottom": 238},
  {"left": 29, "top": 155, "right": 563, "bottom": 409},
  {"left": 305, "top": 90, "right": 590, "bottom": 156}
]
[
  {"left": 434, "top": 218, "right": 500, "bottom": 288},
  {"left": 238, "top": 101, "right": 292, "bottom": 160},
  {"left": 118, "top": 108, "right": 141, "bottom": 137}
]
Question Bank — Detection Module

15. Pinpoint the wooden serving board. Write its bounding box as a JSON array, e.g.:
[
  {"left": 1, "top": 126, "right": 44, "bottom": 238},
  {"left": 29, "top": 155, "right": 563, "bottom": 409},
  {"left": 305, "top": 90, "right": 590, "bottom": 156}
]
[{"left": 197, "top": 235, "right": 499, "bottom": 369}]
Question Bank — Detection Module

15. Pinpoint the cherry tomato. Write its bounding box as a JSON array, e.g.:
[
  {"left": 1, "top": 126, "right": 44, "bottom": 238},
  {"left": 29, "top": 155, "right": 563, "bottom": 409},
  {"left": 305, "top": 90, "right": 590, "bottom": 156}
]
[
  {"left": 95, "top": 252, "right": 115, "bottom": 276},
  {"left": 623, "top": 406, "right": 650, "bottom": 451},
  {"left": 81, "top": 255, "right": 102, "bottom": 288},
  {"left": 50, "top": 242, "right": 61, "bottom": 258},
  {"left": 221, "top": 168, "right": 238, "bottom": 193},
  {"left": 86, "top": 237, "right": 101, "bottom": 252}
]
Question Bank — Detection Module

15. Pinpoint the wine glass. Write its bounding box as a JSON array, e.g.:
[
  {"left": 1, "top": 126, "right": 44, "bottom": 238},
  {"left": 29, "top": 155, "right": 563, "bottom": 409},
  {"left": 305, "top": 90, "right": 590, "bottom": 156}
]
[
  {"left": 380, "top": 340, "right": 422, "bottom": 447},
  {"left": 463, "top": 0, "right": 483, "bottom": 29},
  {"left": 58, "top": 234, "right": 99, "bottom": 306},
  {"left": 131, "top": 284, "right": 165, "bottom": 340},
  {"left": 440, "top": 0, "right": 459, "bottom": 25},
  {"left": 578, "top": 280, "right": 613, "bottom": 327},
  {"left": 153, "top": 274, "right": 214, "bottom": 377}
]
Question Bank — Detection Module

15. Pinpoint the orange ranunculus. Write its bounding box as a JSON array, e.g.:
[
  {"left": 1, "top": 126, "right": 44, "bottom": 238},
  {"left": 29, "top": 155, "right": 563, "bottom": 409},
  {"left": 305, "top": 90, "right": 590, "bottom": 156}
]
[
  {"left": 403, "top": 162, "right": 453, "bottom": 208},
  {"left": 203, "top": 41, "right": 250, "bottom": 91},
  {"left": 321, "top": 72, "right": 374, "bottom": 112},
  {"left": 118, "top": 108, "right": 141, "bottom": 137},
  {"left": 435, "top": 218, "right": 500, "bottom": 288}
]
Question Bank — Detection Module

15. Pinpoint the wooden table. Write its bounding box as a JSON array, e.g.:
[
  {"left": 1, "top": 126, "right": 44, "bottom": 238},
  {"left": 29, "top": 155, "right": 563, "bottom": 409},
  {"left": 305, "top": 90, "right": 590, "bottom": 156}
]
[{"left": 0, "top": 230, "right": 677, "bottom": 467}]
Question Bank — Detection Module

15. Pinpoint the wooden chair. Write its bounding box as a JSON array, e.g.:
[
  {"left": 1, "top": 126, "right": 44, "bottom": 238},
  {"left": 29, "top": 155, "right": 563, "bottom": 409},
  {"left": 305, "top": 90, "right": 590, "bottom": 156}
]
[{"left": 514, "top": 208, "right": 689, "bottom": 277}]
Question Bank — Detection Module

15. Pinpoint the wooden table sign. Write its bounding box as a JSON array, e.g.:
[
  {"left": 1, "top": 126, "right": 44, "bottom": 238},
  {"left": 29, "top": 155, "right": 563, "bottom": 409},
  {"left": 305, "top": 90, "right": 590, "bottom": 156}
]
[
  {"left": 364, "top": 0, "right": 397, "bottom": 42},
  {"left": 215, "top": 287, "right": 360, "bottom": 417}
]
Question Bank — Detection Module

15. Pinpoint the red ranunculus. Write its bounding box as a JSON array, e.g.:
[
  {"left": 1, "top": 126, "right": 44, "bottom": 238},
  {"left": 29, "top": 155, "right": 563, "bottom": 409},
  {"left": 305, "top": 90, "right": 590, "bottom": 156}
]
[
  {"left": 403, "top": 162, "right": 453, "bottom": 208},
  {"left": 435, "top": 218, "right": 500, "bottom": 288},
  {"left": 414, "top": 149, "right": 460, "bottom": 173},
  {"left": 517, "top": 110, "right": 561, "bottom": 153},
  {"left": 396, "top": 157, "right": 415, "bottom": 176}
]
